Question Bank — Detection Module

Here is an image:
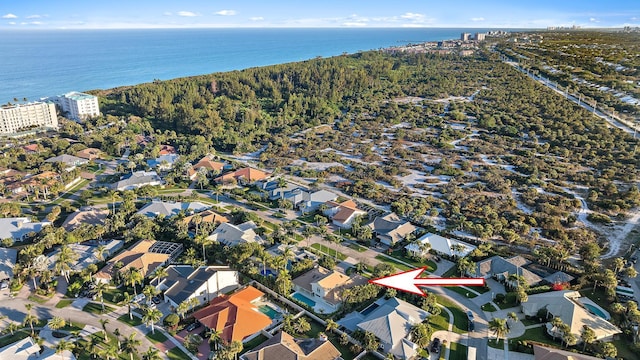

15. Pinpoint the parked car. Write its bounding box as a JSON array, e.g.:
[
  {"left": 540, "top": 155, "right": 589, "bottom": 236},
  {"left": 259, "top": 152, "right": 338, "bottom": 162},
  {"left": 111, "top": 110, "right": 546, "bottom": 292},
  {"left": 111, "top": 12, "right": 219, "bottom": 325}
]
[
  {"left": 430, "top": 338, "right": 441, "bottom": 353},
  {"left": 186, "top": 322, "right": 199, "bottom": 332},
  {"left": 631, "top": 256, "right": 637, "bottom": 264},
  {"left": 152, "top": 296, "right": 162, "bottom": 304},
  {"left": 466, "top": 310, "right": 474, "bottom": 321}
]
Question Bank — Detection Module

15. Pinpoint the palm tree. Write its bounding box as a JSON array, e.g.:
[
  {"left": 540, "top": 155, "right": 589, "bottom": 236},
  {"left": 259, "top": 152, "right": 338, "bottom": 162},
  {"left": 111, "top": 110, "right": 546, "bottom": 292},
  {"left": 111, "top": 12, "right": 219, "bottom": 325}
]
[
  {"left": 581, "top": 325, "right": 596, "bottom": 351},
  {"left": 488, "top": 318, "right": 509, "bottom": 344},
  {"left": 121, "top": 292, "right": 134, "bottom": 320},
  {"left": 142, "top": 347, "right": 162, "bottom": 360},
  {"left": 108, "top": 190, "right": 121, "bottom": 214},
  {"left": 551, "top": 317, "right": 564, "bottom": 341},
  {"left": 55, "top": 339, "right": 75, "bottom": 360},
  {"left": 142, "top": 307, "right": 163, "bottom": 334},
  {"left": 410, "top": 323, "right": 432, "bottom": 348},
  {"left": 95, "top": 281, "right": 109, "bottom": 312},
  {"left": 560, "top": 324, "right": 576, "bottom": 348},
  {"left": 124, "top": 267, "right": 143, "bottom": 296},
  {"left": 100, "top": 339, "right": 120, "bottom": 360},
  {"left": 325, "top": 319, "right": 338, "bottom": 334},
  {"left": 6, "top": 322, "right": 19, "bottom": 335},
  {"left": 124, "top": 333, "right": 141, "bottom": 360},
  {"left": 94, "top": 245, "right": 108, "bottom": 262},
  {"left": 209, "top": 329, "right": 223, "bottom": 351},
  {"left": 55, "top": 245, "right": 78, "bottom": 282},
  {"left": 23, "top": 313, "right": 38, "bottom": 335},
  {"left": 153, "top": 266, "right": 169, "bottom": 286},
  {"left": 143, "top": 285, "right": 159, "bottom": 306},
  {"left": 99, "top": 318, "right": 109, "bottom": 339},
  {"left": 212, "top": 184, "right": 223, "bottom": 203},
  {"left": 176, "top": 301, "right": 190, "bottom": 319},
  {"left": 47, "top": 316, "right": 66, "bottom": 331},
  {"left": 507, "top": 312, "right": 518, "bottom": 328}
]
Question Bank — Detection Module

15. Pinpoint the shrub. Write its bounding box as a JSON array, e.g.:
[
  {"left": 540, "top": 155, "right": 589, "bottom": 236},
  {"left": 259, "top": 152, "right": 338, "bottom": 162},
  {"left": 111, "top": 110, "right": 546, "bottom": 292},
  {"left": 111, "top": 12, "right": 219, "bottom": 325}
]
[
  {"left": 164, "top": 313, "right": 179, "bottom": 328},
  {"left": 494, "top": 293, "right": 506, "bottom": 303}
]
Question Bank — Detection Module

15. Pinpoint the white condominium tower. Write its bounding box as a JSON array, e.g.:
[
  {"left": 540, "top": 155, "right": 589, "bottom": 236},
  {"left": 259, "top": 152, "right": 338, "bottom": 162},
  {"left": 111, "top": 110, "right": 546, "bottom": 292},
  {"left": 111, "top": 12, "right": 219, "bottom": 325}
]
[
  {"left": 0, "top": 102, "right": 58, "bottom": 135},
  {"left": 55, "top": 91, "right": 100, "bottom": 121}
]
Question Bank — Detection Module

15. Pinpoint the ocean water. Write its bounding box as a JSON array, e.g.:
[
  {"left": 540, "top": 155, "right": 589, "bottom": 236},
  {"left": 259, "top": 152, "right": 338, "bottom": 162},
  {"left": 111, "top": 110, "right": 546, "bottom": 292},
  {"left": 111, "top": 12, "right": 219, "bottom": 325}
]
[{"left": 0, "top": 28, "right": 498, "bottom": 103}]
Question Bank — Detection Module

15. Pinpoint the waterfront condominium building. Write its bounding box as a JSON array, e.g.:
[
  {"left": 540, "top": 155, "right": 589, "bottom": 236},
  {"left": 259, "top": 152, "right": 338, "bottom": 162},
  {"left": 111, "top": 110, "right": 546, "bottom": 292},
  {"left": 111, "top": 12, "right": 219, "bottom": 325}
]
[
  {"left": 54, "top": 91, "right": 100, "bottom": 121},
  {"left": 0, "top": 102, "right": 58, "bottom": 135}
]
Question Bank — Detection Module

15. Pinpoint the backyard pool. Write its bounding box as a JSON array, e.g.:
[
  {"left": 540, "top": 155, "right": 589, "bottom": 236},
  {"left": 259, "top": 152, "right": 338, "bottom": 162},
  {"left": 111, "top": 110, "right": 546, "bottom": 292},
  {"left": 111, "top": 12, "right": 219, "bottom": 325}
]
[
  {"left": 583, "top": 303, "right": 610, "bottom": 320},
  {"left": 292, "top": 292, "right": 316, "bottom": 307},
  {"left": 258, "top": 305, "right": 280, "bottom": 319},
  {"left": 260, "top": 269, "right": 275, "bottom": 276},
  {"left": 360, "top": 303, "right": 380, "bottom": 316}
]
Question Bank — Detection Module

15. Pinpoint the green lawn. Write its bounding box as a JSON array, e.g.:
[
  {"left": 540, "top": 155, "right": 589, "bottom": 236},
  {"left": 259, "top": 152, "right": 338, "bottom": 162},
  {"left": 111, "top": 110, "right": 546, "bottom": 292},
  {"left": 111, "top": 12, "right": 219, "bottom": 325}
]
[
  {"left": 481, "top": 302, "right": 497, "bottom": 312},
  {"left": 0, "top": 330, "right": 30, "bottom": 348},
  {"left": 429, "top": 310, "right": 450, "bottom": 332},
  {"left": 327, "top": 333, "right": 357, "bottom": 360},
  {"left": 82, "top": 302, "right": 115, "bottom": 314},
  {"left": 117, "top": 314, "right": 143, "bottom": 326},
  {"left": 511, "top": 326, "right": 558, "bottom": 348},
  {"left": 61, "top": 322, "right": 85, "bottom": 332},
  {"left": 434, "top": 295, "right": 468, "bottom": 334},
  {"left": 55, "top": 299, "right": 74, "bottom": 308},
  {"left": 311, "top": 243, "right": 347, "bottom": 261},
  {"left": 487, "top": 338, "right": 505, "bottom": 349},
  {"left": 146, "top": 330, "right": 168, "bottom": 343},
  {"left": 347, "top": 243, "right": 368, "bottom": 252},
  {"left": 240, "top": 335, "right": 268, "bottom": 354},
  {"left": 445, "top": 286, "right": 478, "bottom": 298},
  {"left": 612, "top": 339, "right": 640, "bottom": 360},
  {"left": 448, "top": 342, "right": 468, "bottom": 360},
  {"left": 388, "top": 250, "right": 437, "bottom": 272},
  {"left": 374, "top": 255, "right": 411, "bottom": 271},
  {"left": 167, "top": 347, "right": 191, "bottom": 360},
  {"left": 27, "top": 294, "right": 50, "bottom": 304}
]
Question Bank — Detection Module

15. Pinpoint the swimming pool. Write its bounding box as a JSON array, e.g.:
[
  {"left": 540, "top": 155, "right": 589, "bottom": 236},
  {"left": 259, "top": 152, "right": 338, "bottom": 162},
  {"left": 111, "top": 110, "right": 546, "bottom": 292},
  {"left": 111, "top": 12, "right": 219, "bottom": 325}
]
[
  {"left": 360, "top": 303, "right": 379, "bottom": 316},
  {"left": 292, "top": 292, "right": 316, "bottom": 307},
  {"left": 583, "top": 303, "right": 609, "bottom": 320},
  {"left": 260, "top": 269, "right": 275, "bottom": 276},
  {"left": 258, "top": 305, "right": 280, "bottom": 319}
]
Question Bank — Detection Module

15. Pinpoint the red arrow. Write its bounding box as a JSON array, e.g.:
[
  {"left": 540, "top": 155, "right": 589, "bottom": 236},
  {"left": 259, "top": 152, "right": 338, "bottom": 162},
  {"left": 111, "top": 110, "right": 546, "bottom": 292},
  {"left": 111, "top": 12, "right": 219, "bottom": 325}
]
[{"left": 368, "top": 267, "right": 485, "bottom": 296}]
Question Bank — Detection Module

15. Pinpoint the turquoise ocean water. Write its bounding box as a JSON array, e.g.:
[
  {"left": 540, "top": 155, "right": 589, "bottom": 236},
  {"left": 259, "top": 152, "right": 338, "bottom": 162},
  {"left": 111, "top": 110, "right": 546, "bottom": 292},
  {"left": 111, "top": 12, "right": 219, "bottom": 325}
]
[{"left": 0, "top": 28, "right": 503, "bottom": 103}]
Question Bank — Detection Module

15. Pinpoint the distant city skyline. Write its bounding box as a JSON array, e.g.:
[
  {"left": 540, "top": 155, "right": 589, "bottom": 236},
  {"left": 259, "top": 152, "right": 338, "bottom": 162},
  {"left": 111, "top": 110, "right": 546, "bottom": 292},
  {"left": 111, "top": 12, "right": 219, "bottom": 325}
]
[{"left": 0, "top": 0, "right": 638, "bottom": 29}]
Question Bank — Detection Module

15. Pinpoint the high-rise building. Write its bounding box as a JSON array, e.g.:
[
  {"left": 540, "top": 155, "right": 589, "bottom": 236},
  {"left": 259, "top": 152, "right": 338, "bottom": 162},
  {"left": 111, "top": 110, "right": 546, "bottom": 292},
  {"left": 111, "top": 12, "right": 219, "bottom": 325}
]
[
  {"left": 475, "top": 33, "right": 486, "bottom": 41},
  {"left": 461, "top": 32, "right": 471, "bottom": 41},
  {"left": 0, "top": 102, "right": 58, "bottom": 135},
  {"left": 54, "top": 91, "right": 100, "bottom": 121}
]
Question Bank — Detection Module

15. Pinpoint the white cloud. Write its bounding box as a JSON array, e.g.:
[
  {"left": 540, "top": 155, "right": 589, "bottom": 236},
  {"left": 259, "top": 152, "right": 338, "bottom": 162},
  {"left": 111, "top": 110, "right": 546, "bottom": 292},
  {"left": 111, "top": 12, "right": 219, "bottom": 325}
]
[
  {"left": 30, "top": 21, "right": 43, "bottom": 25},
  {"left": 177, "top": 11, "right": 198, "bottom": 17},
  {"left": 215, "top": 10, "right": 237, "bottom": 16},
  {"left": 8, "top": 22, "right": 15, "bottom": 25},
  {"left": 163, "top": 12, "right": 172, "bottom": 16},
  {"left": 400, "top": 12, "right": 425, "bottom": 20},
  {"left": 249, "top": 17, "right": 264, "bottom": 21},
  {"left": 589, "top": 17, "right": 599, "bottom": 22},
  {"left": 471, "top": 17, "right": 485, "bottom": 22},
  {"left": 26, "top": 15, "right": 41, "bottom": 19},
  {"left": 2, "top": 13, "right": 18, "bottom": 19}
]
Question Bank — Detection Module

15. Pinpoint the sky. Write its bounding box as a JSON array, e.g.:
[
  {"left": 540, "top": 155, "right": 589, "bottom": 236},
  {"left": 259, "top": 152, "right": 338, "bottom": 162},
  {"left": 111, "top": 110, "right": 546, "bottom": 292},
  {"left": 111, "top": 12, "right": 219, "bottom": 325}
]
[{"left": 1, "top": 0, "right": 639, "bottom": 30}]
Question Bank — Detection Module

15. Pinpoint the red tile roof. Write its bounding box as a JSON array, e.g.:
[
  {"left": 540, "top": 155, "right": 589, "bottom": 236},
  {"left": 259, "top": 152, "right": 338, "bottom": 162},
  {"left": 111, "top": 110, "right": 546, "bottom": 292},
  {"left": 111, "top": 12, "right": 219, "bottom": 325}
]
[{"left": 193, "top": 286, "right": 271, "bottom": 343}]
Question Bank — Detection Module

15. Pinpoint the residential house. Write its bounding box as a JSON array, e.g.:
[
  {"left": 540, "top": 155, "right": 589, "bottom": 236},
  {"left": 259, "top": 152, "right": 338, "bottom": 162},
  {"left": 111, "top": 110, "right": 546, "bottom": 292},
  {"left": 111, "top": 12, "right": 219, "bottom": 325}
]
[
  {"left": 242, "top": 331, "right": 341, "bottom": 360},
  {"left": 532, "top": 344, "right": 601, "bottom": 360},
  {"left": 0, "top": 168, "right": 28, "bottom": 196},
  {"left": 292, "top": 266, "right": 367, "bottom": 312},
  {"left": 47, "top": 240, "right": 123, "bottom": 272},
  {"left": 298, "top": 190, "right": 338, "bottom": 212},
  {"left": 183, "top": 209, "right": 231, "bottom": 227},
  {"left": 255, "top": 180, "right": 300, "bottom": 201},
  {"left": 207, "top": 221, "right": 263, "bottom": 247},
  {"left": 338, "top": 297, "right": 429, "bottom": 359},
  {"left": 476, "top": 255, "right": 574, "bottom": 287},
  {"left": 158, "top": 144, "right": 176, "bottom": 155},
  {"left": 146, "top": 154, "right": 179, "bottom": 171},
  {"left": 368, "top": 213, "right": 417, "bottom": 246},
  {"left": 156, "top": 265, "right": 239, "bottom": 308},
  {"left": 112, "top": 171, "right": 163, "bottom": 191},
  {"left": 44, "top": 154, "right": 88, "bottom": 171},
  {"left": 0, "top": 337, "right": 42, "bottom": 360},
  {"left": 322, "top": 199, "right": 366, "bottom": 229},
  {"left": 187, "top": 156, "right": 225, "bottom": 181},
  {"left": 193, "top": 286, "right": 273, "bottom": 343},
  {"left": 405, "top": 233, "right": 476, "bottom": 258},
  {"left": 95, "top": 239, "right": 182, "bottom": 283},
  {"left": 61, "top": 206, "right": 110, "bottom": 231},
  {"left": 14, "top": 171, "right": 62, "bottom": 199},
  {"left": 75, "top": 147, "right": 103, "bottom": 160},
  {"left": 136, "top": 200, "right": 210, "bottom": 219},
  {"left": 215, "top": 167, "right": 269, "bottom": 186},
  {"left": 23, "top": 144, "right": 40, "bottom": 153},
  {"left": 0, "top": 217, "right": 51, "bottom": 242},
  {"left": 0, "top": 247, "right": 17, "bottom": 285},
  {"left": 521, "top": 290, "right": 620, "bottom": 342}
]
